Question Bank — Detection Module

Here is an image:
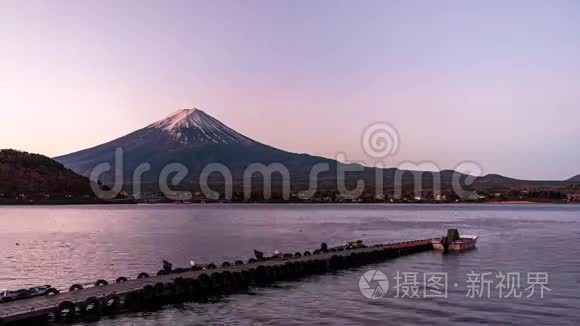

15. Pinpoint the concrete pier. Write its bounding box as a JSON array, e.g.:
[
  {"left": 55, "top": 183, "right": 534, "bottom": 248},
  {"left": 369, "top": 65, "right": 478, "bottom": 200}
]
[{"left": 0, "top": 239, "right": 433, "bottom": 325}]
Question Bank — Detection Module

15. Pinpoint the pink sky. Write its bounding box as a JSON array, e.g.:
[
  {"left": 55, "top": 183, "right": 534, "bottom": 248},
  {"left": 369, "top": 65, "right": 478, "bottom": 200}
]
[{"left": 1, "top": 1, "right": 579, "bottom": 180}]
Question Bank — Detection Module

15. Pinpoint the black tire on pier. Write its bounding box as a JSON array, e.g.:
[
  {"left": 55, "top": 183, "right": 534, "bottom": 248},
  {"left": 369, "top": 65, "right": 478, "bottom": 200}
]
[
  {"left": 80, "top": 296, "right": 102, "bottom": 322},
  {"left": 142, "top": 285, "right": 160, "bottom": 308},
  {"left": 115, "top": 276, "right": 128, "bottom": 283},
  {"left": 232, "top": 271, "right": 246, "bottom": 288},
  {"left": 344, "top": 254, "right": 354, "bottom": 267},
  {"left": 46, "top": 287, "right": 60, "bottom": 296},
  {"left": 310, "top": 260, "right": 322, "bottom": 274},
  {"left": 221, "top": 271, "right": 235, "bottom": 292},
  {"left": 55, "top": 301, "right": 76, "bottom": 323},
  {"left": 95, "top": 279, "right": 109, "bottom": 287},
  {"left": 266, "top": 266, "right": 275, "bottom": 281},
  {"left": 137, "top": 272, "right": 150, "bottom": 279},
  {"left": 191, "top": 265, "right": 203, "bottom": 271},
  {"left": 264, "top": 266, "right": 275, "bottom": 282},
  {"left": 378, "top": 249, "right": 387, "bottom": 259},
  {"left": 319, "top": 259, "right": 329, "bottom": 273},
  {"left": 367, "top": 251, "right": 377, "bottom": 263},
  {"left": 206, "top": 263, "right": 217, "bottom": 270},
  {"left": 162, "top": 282, "right": 177, "bottom": 303},
  {"left": 341, "top": 254, "right": 351, "bottom": 267},
  {"left": 378, "top": 249, "right": 388, "bottom": 260},
  {"left": 353, "top": 253, "right": 363, "bottom": 265},
  {"left": 292, "top": 261, "right": 304, "bottom": 277},
  {"left": 173, "top": 277, "right": 186, "bottom": 299},
  {"left": 355, "top": 252, "right": 365, "bottom": 265},
  {"left": 235, "top": 260, "right": 244, "bottom": 266},
  {"left": 186, "top": 278, "right": 197, "bottom": 298},
  {"left": 349, "top": 252, "right": 361, "bottom": 267},
  {"left": 241, "top": 270, "right": 253, "bottom": 285},
  {"left": 359, "top": 252, "right": 368, "bottom": 264},
  {"left": 254, "top": 265, "right": 267, "bottom": 284},
  {"left": 282, "top": 262, "right": 291, "bottom": 279},
  {"left": 366, "top": 251, "right": 376, "bottom": 263},
  {"left": 190, "top": 278, "right": 203, "bottom": 301},
  {"left": 378, "top": 250, "right": 387, "bottom": 260},
  {"left": 124, "top": 291, "right": 143, "bottom": 311},
  {"left": 103, "top": 294, "right": 121, "bottom": 315},
  {"left": 69, "top": 283, "right": 83, "bottom": 292},
  {"left": 309, "top": 260, "right": 318, "bottom": 273},
  {"left": 283, "top": 262, "right": 295, "bottom": 279},
  {"left": 277, "top": 264, "right": 287, "bottom": 278},
  {"left": 303, "top": 251, "right": 311, "bottom": 256},
  {"left": 288, "top": 262, "right": 300, "bottom": 278},
  {"left": 198, "top": 273, "right": 212, "bottom": 293},
  {"left": 154, "top": 283, "right": 165, "bottom": 298},
  {"left": 302, "top": 261, "right": 311, "bottom": 275},
  {"left": 221, "top": 262, "right": 231, "bottom": 268},
  {"left": 247, "top": 258, "right": 257, "bottom": 264},
  {"left": 274, "top": 265, "right": 285, "bottom": 280},
  {"left": 349, "top": 253, "right": 360, "bottom": 267},
  {"left": 365, "top": 251, "right": 374, "bottom": 263},
  {"left": 293, "top": 261, "right": 304, "bottom": 277},
  {"left": 329, "top": 255, "right": 342, "bottom": 269},
  {"left": 385, "top": 248, "right": 392, "bottom": 258},
  {"left": 210, "top": 272, "right": 223, "bottom": 292}
]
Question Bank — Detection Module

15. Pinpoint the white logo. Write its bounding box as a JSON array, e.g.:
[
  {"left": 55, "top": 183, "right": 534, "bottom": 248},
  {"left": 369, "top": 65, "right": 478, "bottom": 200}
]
[
  {"left": 359, "top": 270, "right": 389, "bottom": 299},
  {"left": 361, "top": 122, "right": 400, "bottom": 159}
]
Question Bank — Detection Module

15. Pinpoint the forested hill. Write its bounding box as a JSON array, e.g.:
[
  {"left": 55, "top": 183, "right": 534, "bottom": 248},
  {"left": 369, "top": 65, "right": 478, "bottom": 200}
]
[{"left": 0, "top": 149, "right": 94, "bottom": 200}]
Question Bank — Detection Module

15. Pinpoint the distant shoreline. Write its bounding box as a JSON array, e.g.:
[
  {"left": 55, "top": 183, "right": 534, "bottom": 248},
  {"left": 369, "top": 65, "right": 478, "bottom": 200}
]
[
  {"left": 0, "top": 199, "right": 135, "bottom": 206},
  {"left": 483, "top": 200, "right": 539, "bottom": 204},
  {"left": 0, "top": 200, "right": 576, "bottom": 206}
]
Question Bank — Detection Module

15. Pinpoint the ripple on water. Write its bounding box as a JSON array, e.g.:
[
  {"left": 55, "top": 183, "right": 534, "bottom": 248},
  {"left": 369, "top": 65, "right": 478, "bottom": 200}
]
[{"left": 0, "top": 204, "right": 578, "bottom": 325}]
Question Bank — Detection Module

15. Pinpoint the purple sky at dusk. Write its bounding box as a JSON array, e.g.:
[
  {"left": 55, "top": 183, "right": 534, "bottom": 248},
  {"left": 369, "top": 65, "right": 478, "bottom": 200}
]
[{"left": 1, "top": 0, "right": 579, "bottom": 180}]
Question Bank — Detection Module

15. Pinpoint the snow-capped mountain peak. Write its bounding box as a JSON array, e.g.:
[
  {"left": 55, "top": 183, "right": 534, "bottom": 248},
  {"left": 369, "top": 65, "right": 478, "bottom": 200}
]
[
  {"left": 148, "top": 108, "right": 255, "bottom": 145},
  {"left": 151, "top": 108, "right": 198, "bottom": 131}
]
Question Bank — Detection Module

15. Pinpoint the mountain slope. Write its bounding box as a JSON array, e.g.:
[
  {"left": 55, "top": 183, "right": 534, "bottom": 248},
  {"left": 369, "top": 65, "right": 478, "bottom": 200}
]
[
  {"left": 55, "top": 109, "right": 338, "bottom": 188},
  {"left": 471, "top": 173, "right": 567, "bottom": 191},
  {"left": 55, "top": 108, "right": 578, "bottom": 193},
  {"left": 148, "top": 109, "right": 255, "bottom": 145},
  {"left": 0, "top": 149, "right": 94, "bottom": 198}
]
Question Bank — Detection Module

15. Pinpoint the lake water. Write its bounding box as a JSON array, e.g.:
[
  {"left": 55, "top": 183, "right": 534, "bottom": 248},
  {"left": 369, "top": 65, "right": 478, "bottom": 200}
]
[{"left": 0, "top": 204, "right": 579, "bottom": 325}]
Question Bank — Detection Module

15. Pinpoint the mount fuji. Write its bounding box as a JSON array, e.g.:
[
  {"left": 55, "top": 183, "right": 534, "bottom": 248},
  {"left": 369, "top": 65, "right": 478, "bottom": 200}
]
[
  {"left": 55, "top": 108, "right": 579, "bottom": 193},
  {"left": 55, "top": 108, "right": 342, "bottom": 190},
  {"left": 147, "top": 109, "right": 255, "bottom": 146}
]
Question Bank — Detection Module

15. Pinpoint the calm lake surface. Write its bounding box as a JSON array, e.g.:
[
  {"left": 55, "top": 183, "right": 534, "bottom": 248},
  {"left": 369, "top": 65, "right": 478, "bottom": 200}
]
[{"left": 1, "top": 204, "right": 579, "bottom": 325}]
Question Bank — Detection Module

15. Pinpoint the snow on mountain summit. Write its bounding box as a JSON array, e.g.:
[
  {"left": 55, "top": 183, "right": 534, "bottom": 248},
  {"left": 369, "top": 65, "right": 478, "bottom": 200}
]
[
  {"left": 148, "top": 108, "right": 255, "bottom": 145},
  {"left": 151, "top": 108, "right": 198, "bottom": 131}
]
